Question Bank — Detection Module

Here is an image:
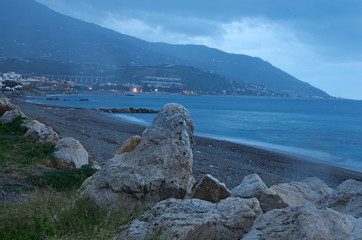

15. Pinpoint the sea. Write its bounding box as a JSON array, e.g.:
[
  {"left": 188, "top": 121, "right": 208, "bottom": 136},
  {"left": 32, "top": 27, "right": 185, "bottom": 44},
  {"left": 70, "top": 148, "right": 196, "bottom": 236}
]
[{"left": 28, "top": 94, "right": 362, "bottom": 172}]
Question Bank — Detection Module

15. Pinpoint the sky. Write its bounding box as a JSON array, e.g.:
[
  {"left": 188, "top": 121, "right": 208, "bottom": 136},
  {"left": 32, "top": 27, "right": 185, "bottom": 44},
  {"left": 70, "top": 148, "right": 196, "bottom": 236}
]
[{"left": 35, "top": 0, "right": 362, "bottom": 99}]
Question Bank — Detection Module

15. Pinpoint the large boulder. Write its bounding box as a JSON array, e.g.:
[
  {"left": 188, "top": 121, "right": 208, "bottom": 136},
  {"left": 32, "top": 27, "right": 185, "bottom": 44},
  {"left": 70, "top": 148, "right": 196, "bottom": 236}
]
[
  {"left": 53, "top": 137, "right": 89, "bottom": 168},
  {"left": 116, "top": 197, "right": 262, "bottom": 240},
  {"left": 322, "top": 179, "right": 362, "bottom": 218},
  {"left": 190, "top": 174, "right": 231, "bottom": 203},
  {"left": 0, "top": 109, "right": 28, "bottom": 124},
  {"left": 231, "top": 173, "right": 268, "bottom": 199},
  {"left": 21, "top": 120, "right": 60, "bottom": 143},
  {"left": 79, "top": 103, "right": 195, "bottom": 210},
  {"left": 112, "top": 135, "right": 141, "bottom": 156},
  {"left": 243, "top": 204, "right": 362, "bottom": 240}
]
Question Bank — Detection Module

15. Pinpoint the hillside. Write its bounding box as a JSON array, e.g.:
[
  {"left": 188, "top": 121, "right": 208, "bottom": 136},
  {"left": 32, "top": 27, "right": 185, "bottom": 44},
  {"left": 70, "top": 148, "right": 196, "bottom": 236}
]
[{"left": 0, "top": 0, "right": 329, "bottom": 97}]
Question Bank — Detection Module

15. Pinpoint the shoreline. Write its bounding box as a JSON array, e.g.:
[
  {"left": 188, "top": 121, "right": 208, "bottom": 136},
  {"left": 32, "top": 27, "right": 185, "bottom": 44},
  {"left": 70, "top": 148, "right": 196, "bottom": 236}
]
[{"left": 9, "top": 95, "right": 362, "bottom": 188}]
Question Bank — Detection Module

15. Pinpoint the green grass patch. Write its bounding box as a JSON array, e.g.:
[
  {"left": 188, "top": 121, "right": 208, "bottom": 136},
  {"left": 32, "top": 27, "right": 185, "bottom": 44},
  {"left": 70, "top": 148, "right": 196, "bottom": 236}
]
[
  {"left": 29, "top": 165, "right": 97, "bottom": 191},
  {"left": 0, "top": 190, "right": 140, "bottom": 240},
  {"left": 0, "top": 135, "right": 58, "bottom": 175},
  {"left": 0, "top": 116, "right": 28, "bottom": 135},
  {"left": 0, "top": 116, "right": 61, "bottom": 176}
]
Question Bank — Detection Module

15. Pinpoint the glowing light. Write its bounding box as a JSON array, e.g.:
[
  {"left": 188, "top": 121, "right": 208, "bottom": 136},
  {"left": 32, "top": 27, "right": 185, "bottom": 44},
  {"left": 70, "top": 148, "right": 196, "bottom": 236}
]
[
  {"left": 89, "top": 87, "right": 92, "bottom": 90},
  {"left": 155, "top": 89, "right": 158, "bottom": 92},
  {"left": 131, "top": 88, "right": 138, "bottom": 93}
]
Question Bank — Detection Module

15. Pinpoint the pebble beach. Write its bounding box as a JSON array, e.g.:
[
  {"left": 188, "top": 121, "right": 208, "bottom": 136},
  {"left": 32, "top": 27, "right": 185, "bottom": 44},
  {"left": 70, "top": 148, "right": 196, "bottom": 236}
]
[{"left": 10, "top": 96, "right": 362, "bottom": 189}]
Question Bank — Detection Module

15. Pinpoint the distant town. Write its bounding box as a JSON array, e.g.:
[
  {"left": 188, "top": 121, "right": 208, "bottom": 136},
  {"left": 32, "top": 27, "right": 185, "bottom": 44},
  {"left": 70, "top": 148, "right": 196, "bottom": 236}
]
[{"left": 0, "top": 71, "right": 199, "bottom": 94}]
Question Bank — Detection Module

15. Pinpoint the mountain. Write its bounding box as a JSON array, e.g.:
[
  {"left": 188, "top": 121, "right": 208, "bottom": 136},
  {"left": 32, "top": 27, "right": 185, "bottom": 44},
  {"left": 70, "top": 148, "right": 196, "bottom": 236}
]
[{"left": 0, "top": 0, "right": 329, "bottom": 97}]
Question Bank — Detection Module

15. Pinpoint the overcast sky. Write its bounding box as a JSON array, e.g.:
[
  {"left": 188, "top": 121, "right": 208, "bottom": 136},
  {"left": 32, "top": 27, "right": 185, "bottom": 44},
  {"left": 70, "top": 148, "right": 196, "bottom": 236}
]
[{"left": 36, "top": 0, "right": 362, "bottom": 99}]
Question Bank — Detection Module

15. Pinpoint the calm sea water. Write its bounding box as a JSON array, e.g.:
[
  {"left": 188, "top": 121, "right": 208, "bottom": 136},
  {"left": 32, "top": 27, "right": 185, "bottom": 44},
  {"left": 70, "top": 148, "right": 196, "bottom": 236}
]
[{"left": 28, "top": 94, "right": 362, "bottom": 172}]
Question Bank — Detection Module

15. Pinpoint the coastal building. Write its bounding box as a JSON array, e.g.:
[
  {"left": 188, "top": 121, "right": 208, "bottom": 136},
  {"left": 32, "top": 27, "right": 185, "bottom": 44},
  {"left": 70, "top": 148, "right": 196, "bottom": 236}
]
[
  {"left": 20, "top": 78, "right": 41, "bottom": 87},
  {"left": 141, "top": 76, "right": 183, "bottom": 89},
  {"left": 3, "top": 72, "right": 22, "bottom": 81}
]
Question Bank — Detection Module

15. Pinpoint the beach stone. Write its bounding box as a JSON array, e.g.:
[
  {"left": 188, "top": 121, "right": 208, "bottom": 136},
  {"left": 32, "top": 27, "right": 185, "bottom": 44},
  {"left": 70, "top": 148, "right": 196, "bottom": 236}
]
[
  {"left": 53, "top": 137, "right": 89, "bottom": 168},
  {"left": 21, "top": 119, "right": 60, "bottom": 143},
  {"left": 243, "top": 203, "right": 362, "bottom": 240},
  {"left": 0, "top": 109, "right": 27, "bottom": 124},
  {"left": 112, "top": 135, "right": 141, "bottom": 156},
  {"left": 267, "top": 177, "right": 333, "bottom": 207},
  {"left": 231, "top": 173, "right": 268, "bottom": 199},
  {"left": 228, "top": 173, "right": 287, "bottom": 213},
  {"left": 191, "top": 174, "right": 231, "bottom": 203},
  {"left": 322, "top": 179, "right": 362, "bottom": 218},
  {"left": 116, "top": 197, "right": 262, "bottom": 240},
  {"left": 259, "top": 190, "right": 289, "bottom": 213},
  {"left": 79, "top": 103, "right": 195, "bottom": 210},
  {"left": 257, "top": 177, "right": 332, "bottom": 213}
]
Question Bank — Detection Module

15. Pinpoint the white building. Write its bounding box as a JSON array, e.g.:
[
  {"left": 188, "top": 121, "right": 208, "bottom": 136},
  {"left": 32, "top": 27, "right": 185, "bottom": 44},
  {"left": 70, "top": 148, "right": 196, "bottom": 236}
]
[{"left": 3, "top": 72, "right": 22, "bottom": 81}]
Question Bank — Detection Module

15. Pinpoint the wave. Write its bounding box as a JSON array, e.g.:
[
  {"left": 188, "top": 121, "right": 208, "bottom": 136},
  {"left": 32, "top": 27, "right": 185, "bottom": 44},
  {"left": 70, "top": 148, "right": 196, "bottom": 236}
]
[
  {"left": 108, "top": 113, "right": 150, "bottom": 126},
  {"left": 196, "top": 133, "right": 361, "bottom": 172}
]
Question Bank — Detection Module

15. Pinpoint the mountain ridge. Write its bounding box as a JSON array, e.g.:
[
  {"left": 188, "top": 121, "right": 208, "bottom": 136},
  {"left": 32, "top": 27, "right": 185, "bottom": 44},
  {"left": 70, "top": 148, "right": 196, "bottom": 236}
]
[{"left": 0, "top": 0, "right": 330, "bottom": 97}]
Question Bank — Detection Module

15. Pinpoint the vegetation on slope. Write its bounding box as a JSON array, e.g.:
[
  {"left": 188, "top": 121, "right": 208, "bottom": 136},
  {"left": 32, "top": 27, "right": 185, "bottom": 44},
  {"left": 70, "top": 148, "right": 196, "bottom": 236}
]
[{"left": 0, "top": 116, "right": 135, "bottom": 239}]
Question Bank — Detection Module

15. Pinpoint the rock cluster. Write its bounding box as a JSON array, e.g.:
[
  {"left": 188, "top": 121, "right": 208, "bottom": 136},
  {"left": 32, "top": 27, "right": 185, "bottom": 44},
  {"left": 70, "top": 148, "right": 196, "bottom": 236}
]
[
  {"left": 117, "top": 197, "right": 262, "bottom": 240},
  {"left": 243, "top": 203, "right": 362, "bottom": 240},
  {"left": 115, "top": 175, "right": 362, "bottom": 240},
  {"left": 77, "top": 102, "right": 362, "bottom": 239},
  {"left": 100, "top": 107, "right": 158, "bottom": 113}
]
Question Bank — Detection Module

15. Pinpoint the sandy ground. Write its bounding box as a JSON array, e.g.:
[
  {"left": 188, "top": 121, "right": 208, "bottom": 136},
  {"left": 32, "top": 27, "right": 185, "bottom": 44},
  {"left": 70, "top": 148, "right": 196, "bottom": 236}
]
[{"left": 10, "top": 96, "right": 362, "bottom": 189}]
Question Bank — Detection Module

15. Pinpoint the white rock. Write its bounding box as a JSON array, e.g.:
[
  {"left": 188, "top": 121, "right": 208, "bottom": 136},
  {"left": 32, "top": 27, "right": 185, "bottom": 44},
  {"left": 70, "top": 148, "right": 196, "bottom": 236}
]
[
  {"left": 243, "top": 203, "right": 362, "bottom": 240},
  {"left": 79, "top": 103, "right": 195, "bottom": 210},
  {"left": 0, "top": 109, "right": 28, "bottom": 124},
  {"left": 21, "top": 120, "right": 59, "bottom": 143},
  {"left": 54, "top": 137, "right": 89, "bottom": 168},
  {"left": 116, "top": 197, "right": 262, "bottom": 240}
]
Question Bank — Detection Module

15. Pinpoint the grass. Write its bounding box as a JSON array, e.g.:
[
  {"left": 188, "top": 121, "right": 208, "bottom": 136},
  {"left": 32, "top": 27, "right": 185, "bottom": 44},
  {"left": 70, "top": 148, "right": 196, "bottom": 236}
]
[
  {"left": 0, "top": 117, "right": 61, "bottom": 176},
  {"left": 29, "top": 165, "right": 97, "bottom": 191},
  {"left": 0, "top": 190, "right": 140, "bottom": 240},
  {"left": 0, "top": 116, "right": 140, "bottom": 239}
]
